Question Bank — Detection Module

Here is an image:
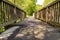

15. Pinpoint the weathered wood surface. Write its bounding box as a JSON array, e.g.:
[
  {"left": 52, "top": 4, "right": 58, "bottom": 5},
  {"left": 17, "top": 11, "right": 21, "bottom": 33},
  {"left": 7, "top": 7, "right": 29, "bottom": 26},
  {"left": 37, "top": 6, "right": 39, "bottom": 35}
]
[{"left": 0, "top": 16, "right": 60, "bottom": 40}]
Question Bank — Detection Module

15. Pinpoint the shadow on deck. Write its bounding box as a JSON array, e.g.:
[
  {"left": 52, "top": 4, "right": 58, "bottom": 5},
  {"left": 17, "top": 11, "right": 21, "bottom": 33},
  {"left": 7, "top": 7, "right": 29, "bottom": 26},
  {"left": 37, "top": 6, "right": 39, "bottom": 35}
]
[{"left": 1, "top": 17, "right": 60, "bottom": 40}]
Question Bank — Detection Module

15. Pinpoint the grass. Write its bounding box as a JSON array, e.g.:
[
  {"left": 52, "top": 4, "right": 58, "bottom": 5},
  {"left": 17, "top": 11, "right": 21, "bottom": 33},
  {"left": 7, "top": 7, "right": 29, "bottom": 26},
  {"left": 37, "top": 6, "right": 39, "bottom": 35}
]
[{"left": 0, "top": 27, "right": 5, "bottom": 32}]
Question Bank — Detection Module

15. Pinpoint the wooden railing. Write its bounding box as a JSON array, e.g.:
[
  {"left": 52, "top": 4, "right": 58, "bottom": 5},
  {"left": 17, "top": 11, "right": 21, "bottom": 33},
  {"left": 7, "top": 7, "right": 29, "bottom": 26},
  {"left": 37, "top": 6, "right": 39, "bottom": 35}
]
[
  {"left": 0, "top": 0, "right": 26, "bottom": 28},
  {"left": 34, "top": 0, "right": 60, "bottom": 22},
  {"left": 34, "top": 0, "right": 60, "bottom": 27}
]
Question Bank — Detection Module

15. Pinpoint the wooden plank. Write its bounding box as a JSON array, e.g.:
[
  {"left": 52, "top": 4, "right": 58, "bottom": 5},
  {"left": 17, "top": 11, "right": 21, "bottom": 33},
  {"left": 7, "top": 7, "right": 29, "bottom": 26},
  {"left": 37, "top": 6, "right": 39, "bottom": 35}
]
[
  {"left": 57, "top": 2, "right": 59, "bottom": 23},
  {"left": 46, "top": 7, "right": 48, "bottom": 23}
]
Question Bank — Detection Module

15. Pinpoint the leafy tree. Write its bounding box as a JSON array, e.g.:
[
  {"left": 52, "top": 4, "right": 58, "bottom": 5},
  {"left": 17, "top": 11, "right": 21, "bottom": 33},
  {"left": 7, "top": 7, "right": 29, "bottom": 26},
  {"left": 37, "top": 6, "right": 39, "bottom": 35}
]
[
  {"left": 36, "top": 5, "right": 42, "bottom": 11},
  {"left": 8, "top": 0, "right": 37, "bottom": 16},
  {"left": 43, "top": 0, "right": 56, "bottom": 6}
]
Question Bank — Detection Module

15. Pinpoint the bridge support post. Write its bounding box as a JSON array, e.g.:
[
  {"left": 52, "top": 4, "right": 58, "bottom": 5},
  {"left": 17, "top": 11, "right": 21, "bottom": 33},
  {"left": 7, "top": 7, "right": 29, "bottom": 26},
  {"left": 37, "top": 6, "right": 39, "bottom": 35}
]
[{"left": 46, "top": 7, "right": 48, "bottom": 23}]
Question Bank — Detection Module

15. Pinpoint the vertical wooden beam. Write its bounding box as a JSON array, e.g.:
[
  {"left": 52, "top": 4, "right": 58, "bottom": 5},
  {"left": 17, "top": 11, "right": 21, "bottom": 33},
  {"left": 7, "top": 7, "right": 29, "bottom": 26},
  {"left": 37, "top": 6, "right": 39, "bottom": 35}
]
[
  {"left": 54, "top": 4, "right": 55, "bottom": 22},
  {"left": 51, "top": 5, "right": 53, "bottom": 21},
  {"left": 41, "top": 11, "right": 43, "bottom": 20},
  {"left": 46, "top": 7, "right": 48, "bottom": 23},
  {"left": 50, "top": 6, "right": 52, "bottom": 22},
  {"left": 1, "top": 1, "right": 3, "bottom": 24},
  {"left": 2, "top": 2, "right": 5, "bottom": 23},
  {"left": 57, "top": 2, "right": 58, "bottom": 22},
  {"left": 0, "top": 1, "right": 2, "bottom": 24},
  {"left": 8, "top": 5, "right": 10, "bottom": 21},
  {"left": 55, "top": 3, "right": 56, "bottom": 22},
  {"left": 39, "top": 11, "right": 41, "bottom": 19},
  {"left": 41, "top": 11, "right": 42, "bottom": 19},
  {"left": 51, "top": 6, "right": 52, "bottom": 21},
  {"left": 52, "top": 5, "right": 54, "bottom": 22},
  {"left": 58, "top": 1, "right": 60, "bottom": 23}
]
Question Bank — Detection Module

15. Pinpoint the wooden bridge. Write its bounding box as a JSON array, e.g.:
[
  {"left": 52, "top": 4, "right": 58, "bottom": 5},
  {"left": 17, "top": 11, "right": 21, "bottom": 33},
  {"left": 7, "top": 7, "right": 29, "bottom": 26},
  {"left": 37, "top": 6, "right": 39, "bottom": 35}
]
[{"left": 0, "top": 0, "right": 60, "bottom": 40}]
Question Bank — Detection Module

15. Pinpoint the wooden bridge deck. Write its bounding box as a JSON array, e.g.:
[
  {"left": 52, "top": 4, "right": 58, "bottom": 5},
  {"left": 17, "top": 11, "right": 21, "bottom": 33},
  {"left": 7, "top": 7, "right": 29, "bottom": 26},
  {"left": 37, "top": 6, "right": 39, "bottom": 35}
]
[{"left": 0, "top": 17, "right": 60, "bottom": 40}]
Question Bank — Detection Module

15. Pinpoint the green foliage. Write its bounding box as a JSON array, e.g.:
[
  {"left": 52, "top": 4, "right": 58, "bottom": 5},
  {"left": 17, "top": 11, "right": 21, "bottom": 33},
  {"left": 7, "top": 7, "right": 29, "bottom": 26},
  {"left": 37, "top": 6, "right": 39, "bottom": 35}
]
[
  {"left": 35, "top": 0, "right": 58, "bottom": 11},
  {"left": 6, "top": 0, "right": 59, "bottom": 16},
  {"left": 0, "top": 27, "right": 5, "bottom": 32},
  {"left": 36, "top": 5, "right": 42, "bottom": 11},
  {"left": 8, "top": 0, "right": 37, "bottom": 16},
  {"left": 43, "top": 0, "right": 56, "bottom": 6}
]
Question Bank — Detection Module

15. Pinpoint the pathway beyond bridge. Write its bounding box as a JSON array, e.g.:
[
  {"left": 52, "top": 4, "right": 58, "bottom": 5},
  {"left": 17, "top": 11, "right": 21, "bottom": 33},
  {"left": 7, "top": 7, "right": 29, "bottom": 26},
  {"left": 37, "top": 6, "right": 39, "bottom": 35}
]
[{"left": 0, "top": 16, "right": 60, "bottom": 40}]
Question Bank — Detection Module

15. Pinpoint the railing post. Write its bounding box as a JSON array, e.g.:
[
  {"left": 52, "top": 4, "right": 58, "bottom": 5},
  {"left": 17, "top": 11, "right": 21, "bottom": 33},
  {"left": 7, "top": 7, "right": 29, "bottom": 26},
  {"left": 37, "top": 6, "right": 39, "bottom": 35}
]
[{"left": 46, "top": 7, "right": 48, "bottom": 23}]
